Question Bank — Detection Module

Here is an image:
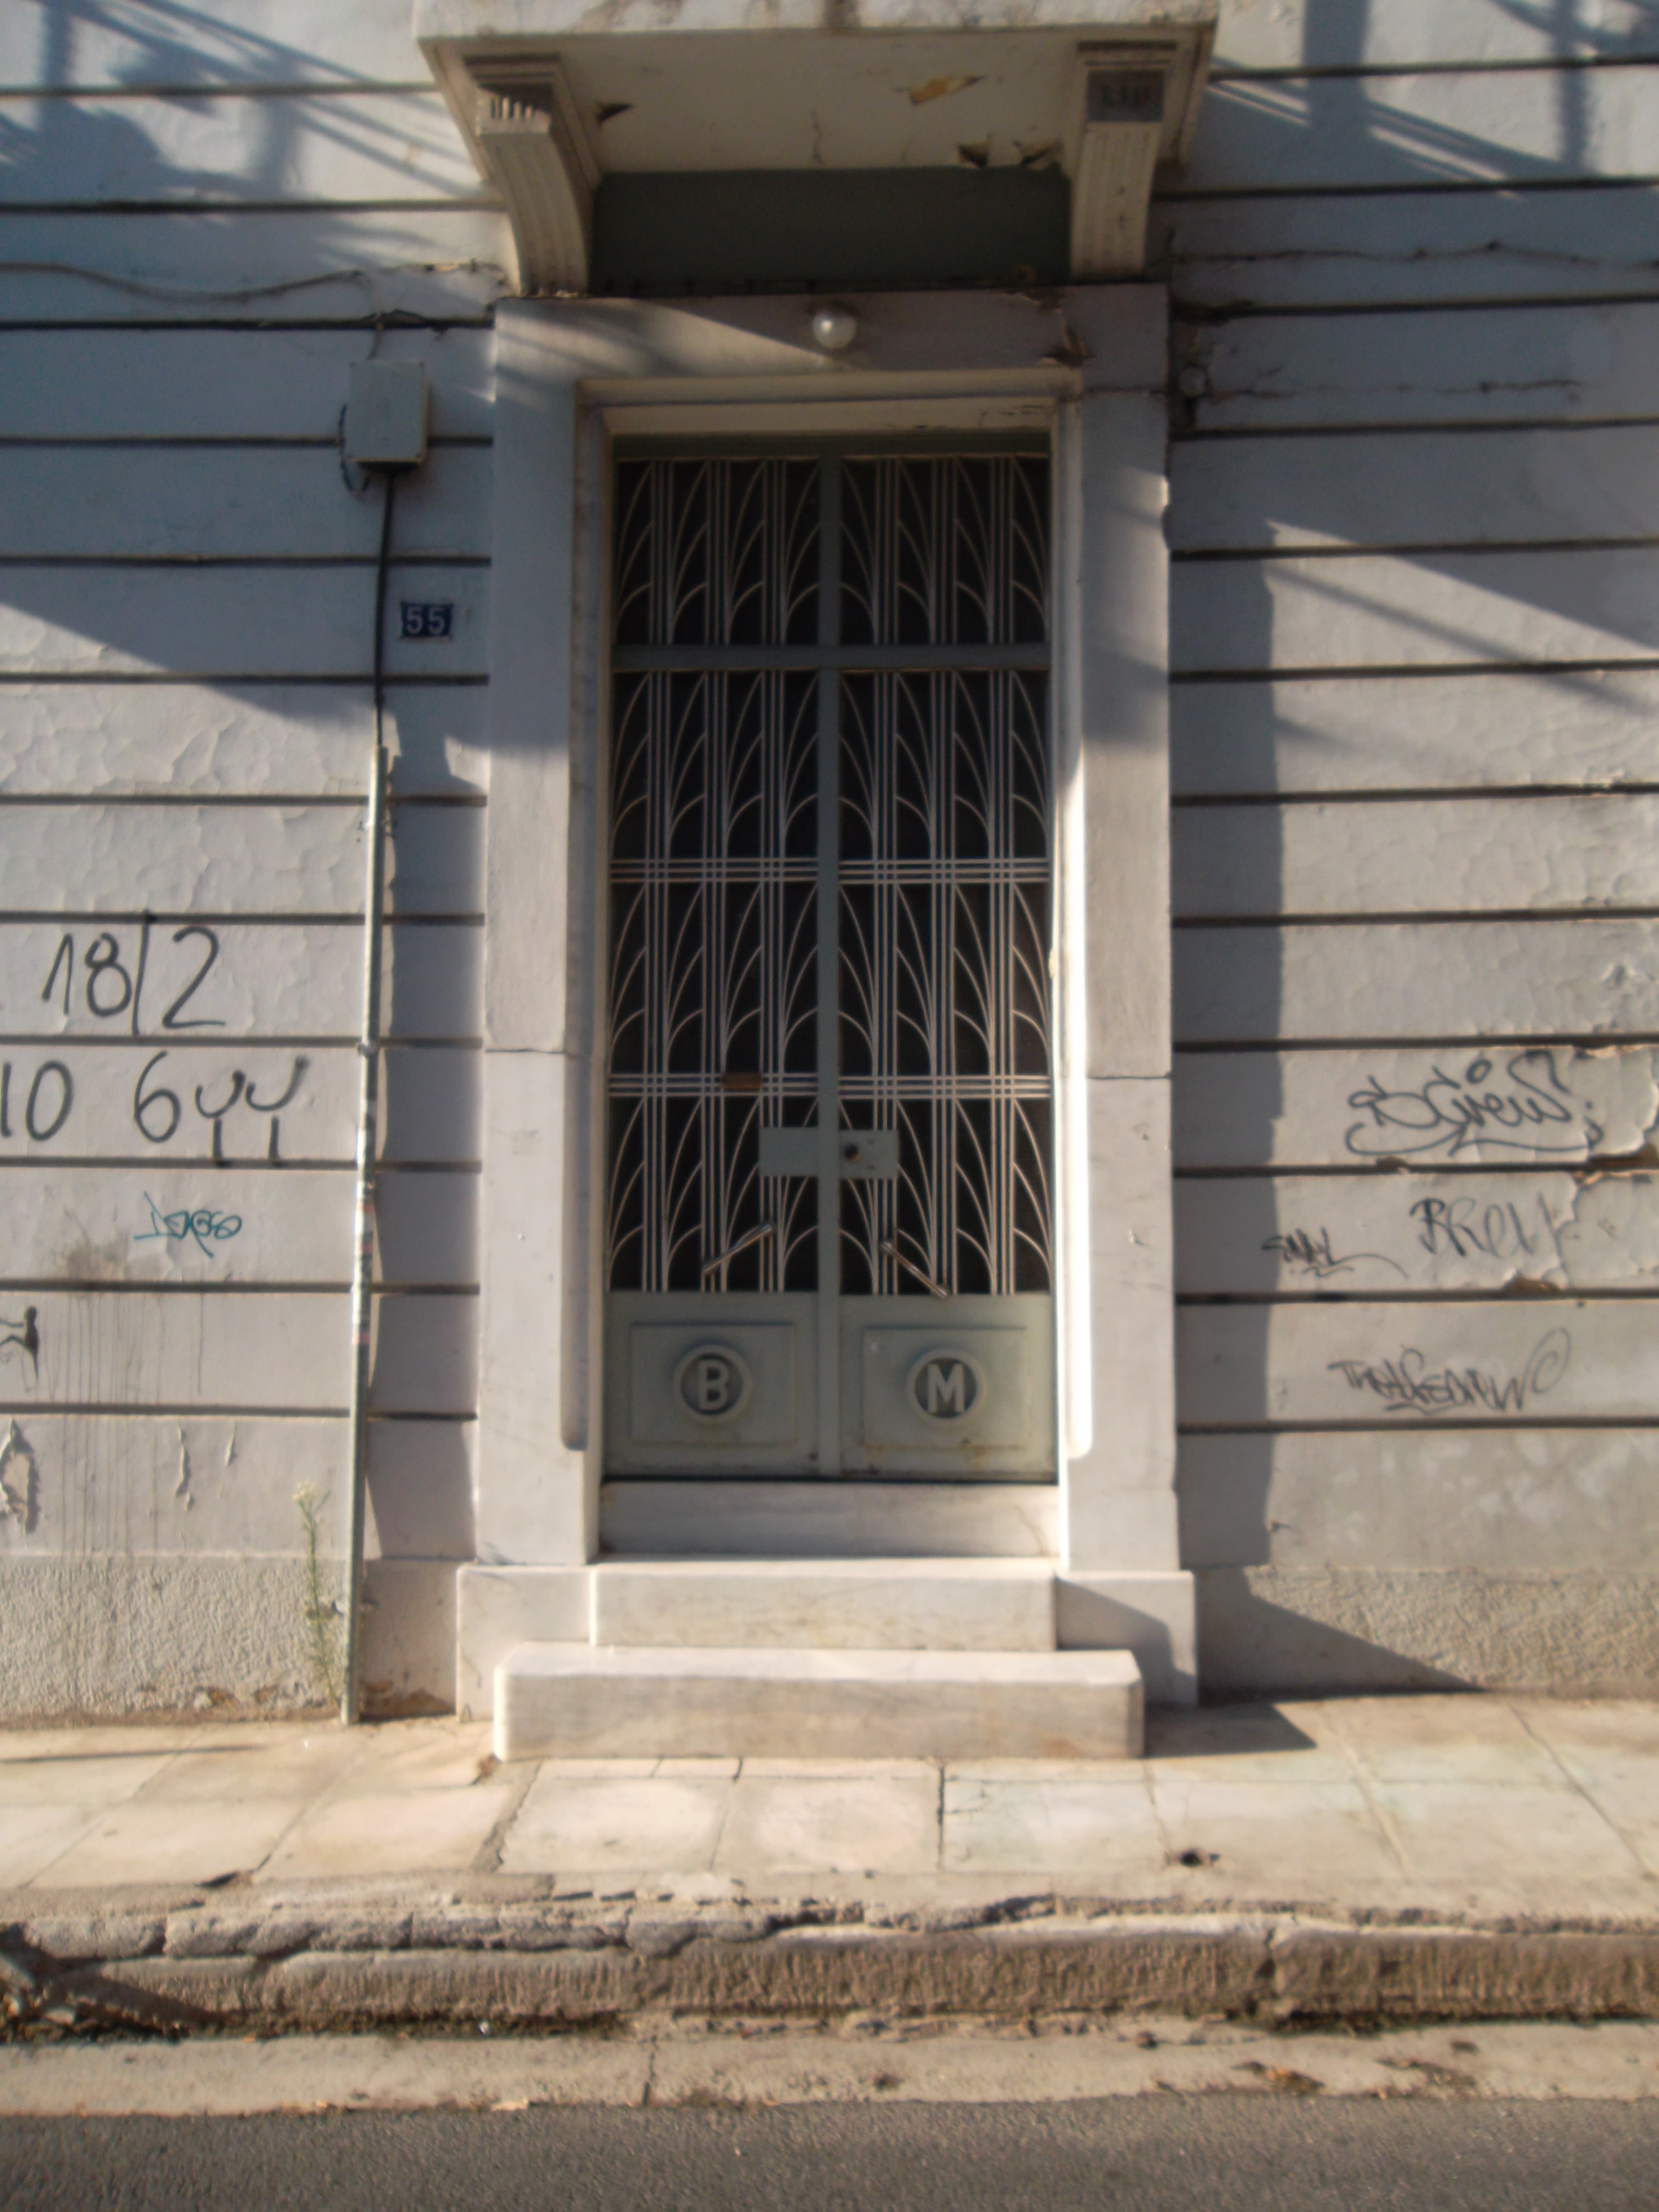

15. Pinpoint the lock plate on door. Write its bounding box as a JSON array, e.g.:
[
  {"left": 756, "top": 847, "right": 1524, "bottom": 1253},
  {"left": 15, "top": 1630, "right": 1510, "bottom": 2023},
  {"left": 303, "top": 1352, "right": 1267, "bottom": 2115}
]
[
  {"left": 758, "top": 1126, "right": 898, "bottom": 1180},
  {"left": 837, "top": 1129, "right": 897, "bottom": 1180}
]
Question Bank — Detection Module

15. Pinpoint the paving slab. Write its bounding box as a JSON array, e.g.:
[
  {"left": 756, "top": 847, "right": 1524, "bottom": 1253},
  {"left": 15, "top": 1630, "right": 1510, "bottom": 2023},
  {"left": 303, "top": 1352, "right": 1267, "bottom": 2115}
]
[
  {"left": 499, "top": 1772, "right": 731, "bottom": 1875},
  {"left": 0, "top": 1805, "right": 103, "bottom": 1887},
  {"left": 0, "top": 1725, "right": 207, "bottom": 1763},
  {"left": 1, "top": 1751, "right": 181, "bottom": 1807},
  {"left": 1327, "top": 1694, "right": 1569, "bottom": 1786},
  {"left": 126, "top": 1728, "right": 365, "bottom": 1807},
  {"left": 736, "top": 1758, "right": 933, "bottom": 1780},
  {"left": 1372, "top": 1778, "right": 1649, "bottom": 1892},
  {"left": 534, "top": 1758, "right": 659, "bottom": 1780},
  {"left": 1149, "top": 1772, "right": 1407, "bottom": 1891},
  {"left": 328, "top": 1720, "right": 494, "bottom": 1795},
  {"left": 258, "top": 1783, "right": 521, "bottom": 1881},
  {"left": 1559, "top": 1775, "right": 1659, "bottom": 1880},
  {"left": 942, "top": 1776, "right": 1164, "bottom": 1880},
  {"left": 1141, "top": 1703, "right": 1354, "bottom": 1784},
  {"left": 1518, "top": 1701, "right": 1659, "bottom": 1761},
  {"left": 714, "top": 1771, "right": 941, "bottom": 1877},
  {"left": 1513, "top": 1708, "right": 1659, "bottom": 1864},
  {"left": 28, "top": 1796, "right": 307, "bottom": 1889}
]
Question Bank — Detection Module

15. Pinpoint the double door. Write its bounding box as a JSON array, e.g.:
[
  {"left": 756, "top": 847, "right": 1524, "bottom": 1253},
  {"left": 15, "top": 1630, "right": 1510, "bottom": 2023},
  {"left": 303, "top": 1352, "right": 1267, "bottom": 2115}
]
[{"left": 603, "top": 444, "right": 1055, "bottom": 1478}]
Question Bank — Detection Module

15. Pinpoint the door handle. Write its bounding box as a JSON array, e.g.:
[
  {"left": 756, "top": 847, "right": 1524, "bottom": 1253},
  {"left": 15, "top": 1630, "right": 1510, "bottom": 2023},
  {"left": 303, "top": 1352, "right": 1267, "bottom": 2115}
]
[
  {"left": 881, "top": 1238, "right": 950, "bottom": 1299},
  {"left": 700, "top": 1220, "right": 775, "bottom": 1287}
]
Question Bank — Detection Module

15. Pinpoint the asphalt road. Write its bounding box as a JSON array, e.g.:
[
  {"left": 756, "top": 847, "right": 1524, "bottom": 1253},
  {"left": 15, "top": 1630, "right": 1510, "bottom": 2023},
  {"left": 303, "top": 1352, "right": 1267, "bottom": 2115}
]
[{"left": 4, "top": 2099, "right": 1659, "bottom": 2211}]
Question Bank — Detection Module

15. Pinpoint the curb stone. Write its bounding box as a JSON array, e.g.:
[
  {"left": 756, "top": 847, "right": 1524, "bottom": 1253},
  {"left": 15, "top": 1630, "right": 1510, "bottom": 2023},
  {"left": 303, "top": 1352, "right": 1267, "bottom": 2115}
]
[{"left": 6, "top": 1885, "right": 1659, "bottom": 2034}]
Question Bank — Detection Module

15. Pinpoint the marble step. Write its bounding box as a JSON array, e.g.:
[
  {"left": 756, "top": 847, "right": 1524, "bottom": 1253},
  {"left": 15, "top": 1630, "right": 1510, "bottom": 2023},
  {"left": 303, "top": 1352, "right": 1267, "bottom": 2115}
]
[
  {"left": 592, "top": 1557, "right": 1057, "bottom": 1653},
  {"left": 495, "top": 1644, "right": 1144, "bottom": 1762}
]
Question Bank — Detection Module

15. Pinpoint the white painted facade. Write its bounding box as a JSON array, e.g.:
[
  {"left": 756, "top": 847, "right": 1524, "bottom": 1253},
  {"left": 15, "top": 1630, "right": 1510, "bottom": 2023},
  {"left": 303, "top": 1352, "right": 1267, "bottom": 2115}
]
[{"left": 2, "top": 0, "right": 1657, "bottom": 1723}]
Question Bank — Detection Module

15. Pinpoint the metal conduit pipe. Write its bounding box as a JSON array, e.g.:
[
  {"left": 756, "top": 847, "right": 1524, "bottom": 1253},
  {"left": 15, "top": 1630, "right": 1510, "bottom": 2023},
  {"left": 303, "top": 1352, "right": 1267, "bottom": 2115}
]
[{"left": 340, "top": 470, "right": 396, "bottom": 1726}]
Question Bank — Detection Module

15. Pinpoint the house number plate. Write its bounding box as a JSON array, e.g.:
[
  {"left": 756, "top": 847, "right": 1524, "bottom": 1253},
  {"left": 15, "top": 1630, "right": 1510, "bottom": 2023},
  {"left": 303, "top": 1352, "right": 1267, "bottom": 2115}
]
[{"left": 399, "top": 601, "right": 454, "bottom": 639}]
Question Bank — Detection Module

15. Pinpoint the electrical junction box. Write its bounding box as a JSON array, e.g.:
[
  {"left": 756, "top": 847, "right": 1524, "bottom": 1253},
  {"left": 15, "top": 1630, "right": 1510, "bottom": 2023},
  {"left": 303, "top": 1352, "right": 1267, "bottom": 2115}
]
[{"left": 343, "top": 361, "right": 429, "bottom": 468}]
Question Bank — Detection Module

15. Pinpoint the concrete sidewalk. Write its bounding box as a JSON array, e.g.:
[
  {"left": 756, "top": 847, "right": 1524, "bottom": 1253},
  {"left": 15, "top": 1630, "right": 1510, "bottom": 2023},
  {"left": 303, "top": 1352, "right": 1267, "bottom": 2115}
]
[{"left": 3, "top": 1694, "right": 1658, "bottom": 2033}]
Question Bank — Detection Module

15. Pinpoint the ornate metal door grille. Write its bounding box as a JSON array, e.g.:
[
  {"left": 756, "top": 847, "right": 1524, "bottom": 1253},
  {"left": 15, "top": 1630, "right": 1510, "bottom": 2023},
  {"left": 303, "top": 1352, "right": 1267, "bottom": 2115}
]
[
  {"left": 838, "top": 457, "right": 1052, "bottom": 1303},
  {"left": 605, "top": 447, "right": 1055, "bottom": 1478}
]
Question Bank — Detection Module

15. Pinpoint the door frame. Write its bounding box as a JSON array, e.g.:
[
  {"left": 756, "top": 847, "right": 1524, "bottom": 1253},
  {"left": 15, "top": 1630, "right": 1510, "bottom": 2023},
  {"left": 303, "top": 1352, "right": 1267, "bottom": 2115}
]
[{"left": 468, "top": 289, "right": 1193, "bottom": 1692}]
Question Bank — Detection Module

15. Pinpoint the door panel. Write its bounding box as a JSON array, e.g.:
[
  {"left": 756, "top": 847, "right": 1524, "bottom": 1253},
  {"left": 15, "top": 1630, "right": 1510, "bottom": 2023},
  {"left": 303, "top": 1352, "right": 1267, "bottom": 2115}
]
[
  {"left": 604, "top": 1292, "right": 819, "bottom": 1474},
  {"left": 841, "top": 1295, "right": 1055, "bottom": 1476},
  {"left": 604, "top": 447, "right": 1055, "bottom": 1480}
]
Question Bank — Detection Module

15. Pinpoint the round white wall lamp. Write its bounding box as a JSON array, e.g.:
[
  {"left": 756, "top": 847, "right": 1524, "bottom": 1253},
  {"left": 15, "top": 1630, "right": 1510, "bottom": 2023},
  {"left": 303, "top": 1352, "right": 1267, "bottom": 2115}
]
[{"left": 810, "top": 305, "right": 858, "bottom": 353}]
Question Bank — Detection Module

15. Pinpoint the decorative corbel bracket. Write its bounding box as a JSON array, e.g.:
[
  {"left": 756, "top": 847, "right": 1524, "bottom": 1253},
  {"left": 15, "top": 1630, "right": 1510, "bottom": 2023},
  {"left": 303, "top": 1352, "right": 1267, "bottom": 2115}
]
[
  {"left": 1067, "top": 36, "right": 1211, "bottom": 279},
  {"left": 426, "top": 50, "right": 599, "bottom": 295}
]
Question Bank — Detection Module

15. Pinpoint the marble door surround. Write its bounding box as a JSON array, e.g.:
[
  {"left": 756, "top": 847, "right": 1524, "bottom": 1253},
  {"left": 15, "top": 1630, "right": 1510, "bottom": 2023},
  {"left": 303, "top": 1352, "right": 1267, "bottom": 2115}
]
[{"left": 462, "top": 288, "right": 1194, "bottom": 1704}]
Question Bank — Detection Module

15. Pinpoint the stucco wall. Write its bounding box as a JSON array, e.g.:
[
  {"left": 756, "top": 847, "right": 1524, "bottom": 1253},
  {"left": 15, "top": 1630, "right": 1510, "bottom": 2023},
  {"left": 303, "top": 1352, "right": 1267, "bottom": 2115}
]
[
  {"left": 1165, "top": 0, "right": 1659, "bottom": 1691},
  {"left": 1, "top": 0, "right": 1656, "bottom": 1710},
  {"left": 0, "top": 0, "right": 500, "bottom": 1713}
]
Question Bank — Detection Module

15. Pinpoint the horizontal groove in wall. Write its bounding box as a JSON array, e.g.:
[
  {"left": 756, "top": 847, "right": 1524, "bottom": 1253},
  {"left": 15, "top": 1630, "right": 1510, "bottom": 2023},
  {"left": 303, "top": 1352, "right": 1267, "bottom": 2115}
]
[
  {"left": 1176, "top": 1032, "right": 1659, "bottom": 1053},
  {"left": 0, "top": 1405, "right": 476, "bottom": 1422},
  {"left": 1172, "top": 535, "right": 1659, "bottom": 563},
  {"left": 0, "top": 1033, "right": 483, "bottom": 1051},
  {"left": 368, "top": 1409, "right": 476, "bottom": 1423},
  {"left": 0, "top": 435, "right": 493, "bottom": 451},
  {"left": 0, "top": 1156, "right": 351, "bottom": 1173},
  {"left": 1171, "top": 785, "right": 1659, "bottom": 807},
  {"left": 1207, "top": 57, "right": 1659, "bottom": 82},
  {"left": 1179, "top": 1418, "right": 1659, "bottom": 1436},
  {"left": 0, "top": 1280, "right": 478, "bottom": 1296},
  {"left": 0, "top": 1401, "right": 351, "bottom": 1418},
  {"left": 0, "top": 1407, "right": 475, "bottom": 1425},
  {"left": 1178, "top": 1288, "right": 1659, "bottom": 1305},
  {"left": 0, "top": 1160, "right": 479, "bottom": 1176},
  {"left": 0, "top": 554, "right": 491, "bottom": 570},
  {"left": 1172, "top": 288, "right": 1659, "bottom": 322},
  {"left": 1159, "top": 174, "right": 1659, "bottom": 206},
  {"left": 377, "top": 1160, "right": 482, "bottom": 1175},
  {"left": 1174, "top": 415, "right": 1659, "bottom": 443},
  {"left": 0, "top": 81, "right": 441, "bottom": 100},
  {"left": 0, "top": 199, "right": 502, "bottom": 218},
  {"left": 0, "top": 1158, "right": 476, "bottom": 1175},
  {"left": 0, "top": 673, "right": 491, "bottom": 688},
  {"left": 1173, "top": 658, "right": 1659, "bottom": 685},
  {"left": 1175, "top": 1162, "right": 1656, "bottom": 1182},
  {"left": 0, "top": 317, "right": 498, "bottom": 335},
  {"left": 0, "top": 792, "right": 486, "bottom": 809},
  {"left": 0, "top": 911, "right": 483, "bottom": 926},
  {"left": 0, "top": 1159, "right": 488, "bottom": 1175},
  {"left": 0, "top": 794, "right": 380, "bottom": 811},
  {"left": 1175, "top": 909, "right": 1659, "bottom": 927}
]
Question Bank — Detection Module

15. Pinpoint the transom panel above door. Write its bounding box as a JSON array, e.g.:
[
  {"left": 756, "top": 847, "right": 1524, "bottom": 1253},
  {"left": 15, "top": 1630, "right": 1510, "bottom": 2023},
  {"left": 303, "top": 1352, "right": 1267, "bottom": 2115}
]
[{"left": 603, "top": 444, "right": 1056, "bottom": 1479}]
